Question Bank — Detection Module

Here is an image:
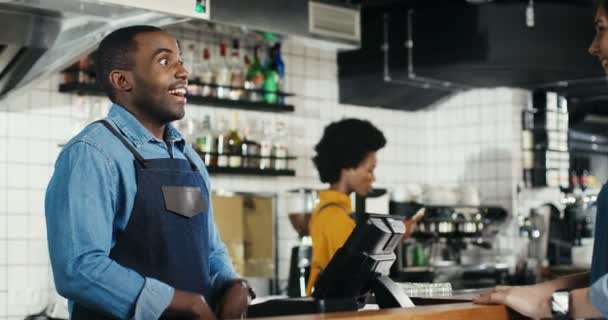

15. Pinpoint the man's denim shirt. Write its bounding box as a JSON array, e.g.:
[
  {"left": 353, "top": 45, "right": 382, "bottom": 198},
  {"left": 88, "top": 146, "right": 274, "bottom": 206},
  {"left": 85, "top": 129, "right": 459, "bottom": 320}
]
[{"left": 45, "top": 104, "right": 238, "bottom": 319}]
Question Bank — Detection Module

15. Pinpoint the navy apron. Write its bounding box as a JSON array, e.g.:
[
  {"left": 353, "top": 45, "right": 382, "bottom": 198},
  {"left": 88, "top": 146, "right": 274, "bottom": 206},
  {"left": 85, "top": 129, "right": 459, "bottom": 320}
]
[{"left": 72, "top": 120, "right": 211, "bottom": 319}]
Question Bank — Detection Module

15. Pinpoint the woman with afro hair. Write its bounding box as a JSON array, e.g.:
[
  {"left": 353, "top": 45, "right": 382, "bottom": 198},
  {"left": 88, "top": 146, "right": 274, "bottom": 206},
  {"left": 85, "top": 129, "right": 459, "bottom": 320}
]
[{"left": 305, "top": 118, "right": 386, "bottom": 296}]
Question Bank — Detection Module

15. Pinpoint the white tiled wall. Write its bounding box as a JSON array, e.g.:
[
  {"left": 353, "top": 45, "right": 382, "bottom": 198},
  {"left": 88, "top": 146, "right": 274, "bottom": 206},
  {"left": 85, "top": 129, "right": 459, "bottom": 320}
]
[{"left": 0, "top": 35, "right": 530, "bottom": 318}]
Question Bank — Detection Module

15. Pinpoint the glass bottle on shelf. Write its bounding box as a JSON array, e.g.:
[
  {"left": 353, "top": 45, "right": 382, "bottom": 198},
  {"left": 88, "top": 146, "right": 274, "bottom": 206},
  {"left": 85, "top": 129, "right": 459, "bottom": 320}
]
[
  {"left": 241, "top": 119, "right": 261, "bottom": 169},
  {"left": 273, "top": 121, "right": 289, "bottom": 170},
  {"left": 215, "top": 41, "right": 231, "bottom": 99},
  {"left": 227, "top": 112, "right": 243, "bottom": 168},
  {"left": 200, "top": 47, "right": 215, "bottom": 97},
  {"left": 195, "top": 115, "right": 217, "bottom": 167},
  {"left": 259, "top": 120, "right": 274, "bottom": 170},
  {"left": 78, "top": 56, "right": 92, "bottom": 85},
  {"left": 216, "top": 117, "right": 229, "bottom": 167},
  {"left": 263, "top": 46, "right": 279, "bottom": 104},
  {"left": 229, "top": 39, "right": 245, "bottom": 100},
  {"left": 246, "top": 45, "right": 265, "bottom": 102},
  {"left": 186, "top": 43, "right": 201, "bottom": 96},
  {"left": 273, "top": 43, "right": 286, "bottom": 104}
]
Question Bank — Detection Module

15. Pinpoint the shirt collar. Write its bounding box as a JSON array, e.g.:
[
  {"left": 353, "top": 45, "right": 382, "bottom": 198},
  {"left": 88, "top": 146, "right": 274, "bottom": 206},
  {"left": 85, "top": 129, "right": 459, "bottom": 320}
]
[{"left": 107, "top": 104, "right": 185, "bottom": 148}]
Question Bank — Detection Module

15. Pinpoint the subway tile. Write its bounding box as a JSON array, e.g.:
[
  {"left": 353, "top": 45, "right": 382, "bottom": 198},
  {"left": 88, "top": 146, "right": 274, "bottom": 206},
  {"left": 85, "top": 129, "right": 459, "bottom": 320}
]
[
  {"left": 305, "top": 47, "right": 320, "bottom": 59},
  {"left": 7, "top": 241, "right": 27, "bottom": 264},
  {"left": 26, "top": 266, "right": 49, "bottom": 291},
  {"left": 6, "top": 164, "right": 27, "bottom": 189},
  {"left": 7, "top": 113, "right": 29, "bottom": 139},
  {"left": 30, "top": 89, "right": 53, "bottom": 115},
  {"left": 27, "top": 140, "right": 50, "bottom": 165},
  {"left": 27, "top": 238, "right": 49, "bottom": 264},
  {"left": 0, "top": 188, "right": 6, "bottom": 214},
  {"left": 6, "top": 188, "right": 28, "bottom": 214},
  {"left": 27, "top": 215, "right": 46, "bottom": 241},
  {"left": 0, "top": 136, "right": 7, "bottom": 163},
  {"left": 6, "top": 214, "right": 27, "bottom": 237},
  {"left": 0, "top": 266, "right": 6, "bottom": 291},
  {"left": 27, "top": 165, "right": 51, "bottom": 190},
  {"left": 0, "top": 241, "right": 6, "bottom": 264},
  {"left": 6, "top": 139, "right": 27, "bottom": 163},
  {"left": 0, "top": 292, "right": 6, "bottom": 317}
]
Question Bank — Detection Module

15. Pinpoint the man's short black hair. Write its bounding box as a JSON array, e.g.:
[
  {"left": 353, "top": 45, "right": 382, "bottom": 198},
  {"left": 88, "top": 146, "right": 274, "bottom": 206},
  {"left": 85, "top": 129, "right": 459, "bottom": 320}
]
[
  {"left": 96, "top": 25, "right": 164, "bottom": 102},
  {"left": 313, "top": 118, "right": 386, "bottom": 184},
  {"left": 597, "top": 0, "right": 608, "bottom": 13}
]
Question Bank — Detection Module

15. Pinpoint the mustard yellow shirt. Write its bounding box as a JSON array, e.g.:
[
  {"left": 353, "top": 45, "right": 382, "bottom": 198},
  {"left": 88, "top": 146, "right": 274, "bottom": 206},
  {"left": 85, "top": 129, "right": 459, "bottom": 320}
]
[{"left": 306, "top": 189, "right": 355, "bottom": 296}]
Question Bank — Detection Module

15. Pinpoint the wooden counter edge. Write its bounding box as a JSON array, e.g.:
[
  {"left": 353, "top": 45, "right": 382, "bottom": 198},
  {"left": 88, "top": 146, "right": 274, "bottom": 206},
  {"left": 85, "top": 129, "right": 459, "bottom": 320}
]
[{"left": 249, "top": 302, "right": 511, "bottom": 320}]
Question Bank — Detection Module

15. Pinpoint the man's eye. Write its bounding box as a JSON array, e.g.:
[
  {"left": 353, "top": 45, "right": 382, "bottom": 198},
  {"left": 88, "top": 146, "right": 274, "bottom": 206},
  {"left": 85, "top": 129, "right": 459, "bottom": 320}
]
[{"left": 160, "top": 58, "right": 168, "bottom": 66}]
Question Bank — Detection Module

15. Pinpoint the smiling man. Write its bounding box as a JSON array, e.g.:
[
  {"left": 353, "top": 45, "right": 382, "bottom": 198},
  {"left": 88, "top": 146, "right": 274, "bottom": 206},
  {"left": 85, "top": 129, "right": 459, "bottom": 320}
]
[{"left": 45, "top": 26, "right": 250, "bottom": 320}]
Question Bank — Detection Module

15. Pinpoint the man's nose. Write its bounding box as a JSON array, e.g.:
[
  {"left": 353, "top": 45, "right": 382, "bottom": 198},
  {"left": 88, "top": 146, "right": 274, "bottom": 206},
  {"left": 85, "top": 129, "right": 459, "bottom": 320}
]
[
  {"left": 176, "top": 63, "right": 189, "bottom": 79},
  {"left": 589, "top": 37, "right": 600, "bottom": 56}
]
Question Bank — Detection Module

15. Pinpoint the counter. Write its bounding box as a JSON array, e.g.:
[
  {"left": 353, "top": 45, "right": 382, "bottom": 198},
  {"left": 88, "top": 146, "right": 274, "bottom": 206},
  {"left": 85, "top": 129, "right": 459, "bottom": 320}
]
[{"left": 251, "top": 302, "right": 510, "bottom": 320}]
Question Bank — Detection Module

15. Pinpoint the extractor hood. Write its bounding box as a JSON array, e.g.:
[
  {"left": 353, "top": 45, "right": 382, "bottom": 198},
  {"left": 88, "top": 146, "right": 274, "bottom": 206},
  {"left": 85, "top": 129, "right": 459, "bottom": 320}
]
[
  {"left": 0, "top": 0, "right": 360, "bottom": 102},
  {"left": 339, "top": 1, "right": 604, "bottom": 111},
  {"left": 0, "top": 0, "right": 184, "bottom": 102}
]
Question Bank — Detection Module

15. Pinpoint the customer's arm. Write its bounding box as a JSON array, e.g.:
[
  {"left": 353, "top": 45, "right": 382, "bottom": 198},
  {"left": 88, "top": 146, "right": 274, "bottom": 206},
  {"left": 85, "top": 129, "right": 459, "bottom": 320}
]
[
  {"left": 46, "top": 142, "right": 175, "bottom": 319},
  {"left": 537, "top": 272, "right": 590, "bottom": 291},
  {"left": 473, "top": 272, "right": 591, "bottom": 319}
]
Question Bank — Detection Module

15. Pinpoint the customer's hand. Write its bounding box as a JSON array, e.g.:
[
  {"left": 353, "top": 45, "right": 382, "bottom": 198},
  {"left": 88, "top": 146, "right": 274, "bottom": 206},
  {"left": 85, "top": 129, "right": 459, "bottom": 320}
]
[
  {"left": 216, "top": 280, "right": 250, "bottom": 319},
  {"left": 164, "top": 289, "right": 217, "bottom": 320},
  {"left": 403, "top": 208, "right": 425, "bottom": 239},
  {"left": 473, "top": 285, "right": 552, "bottom": 319}
]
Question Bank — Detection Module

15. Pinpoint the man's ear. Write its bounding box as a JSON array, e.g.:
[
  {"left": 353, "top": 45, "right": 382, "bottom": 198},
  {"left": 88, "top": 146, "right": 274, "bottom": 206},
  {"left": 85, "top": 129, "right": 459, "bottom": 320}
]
[{"left": 109, "top": 70, "right": 133, "bottom": 94}]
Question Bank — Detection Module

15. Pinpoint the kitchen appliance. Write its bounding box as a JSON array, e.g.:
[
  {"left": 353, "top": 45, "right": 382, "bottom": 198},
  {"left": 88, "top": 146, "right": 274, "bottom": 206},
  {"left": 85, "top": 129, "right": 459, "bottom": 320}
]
[
  {"left": 394, "top": 205, "right": 509, "bottom": 289},
  {"left": 286, "top": 188, "right": 318, "bottom": 297}
]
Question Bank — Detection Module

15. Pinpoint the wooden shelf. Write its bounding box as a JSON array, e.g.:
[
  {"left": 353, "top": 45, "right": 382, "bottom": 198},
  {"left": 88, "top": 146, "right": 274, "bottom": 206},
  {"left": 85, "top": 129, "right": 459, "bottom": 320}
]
[
  {"left": 59, "top": 82, "right": 295, "bottom": 113},
  {"left": 206, "top": 166, "right": 295, "bottom": 176}
]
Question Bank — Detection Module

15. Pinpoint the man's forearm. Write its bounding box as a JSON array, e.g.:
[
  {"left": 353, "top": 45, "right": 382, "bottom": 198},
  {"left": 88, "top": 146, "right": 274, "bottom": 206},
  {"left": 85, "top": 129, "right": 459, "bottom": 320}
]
[
  {"left": 539, "top": 272, "right": 590, "bottom": 291},
  {"left": 570, "top": 287, "right": 603, "bottom": 319}
]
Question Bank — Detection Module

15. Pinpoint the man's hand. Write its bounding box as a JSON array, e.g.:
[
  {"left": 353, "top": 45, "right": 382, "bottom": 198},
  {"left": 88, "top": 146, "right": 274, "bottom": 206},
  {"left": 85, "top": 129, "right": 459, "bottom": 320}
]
[
  {"left": 473, "top": 285, "right": 552, "bottom": 319},
  {"left": 216, "top": 280, "right": 250, "bottom": 319},
  {"left": 164, "top": 289, "right": 217, "bottom": 320}
]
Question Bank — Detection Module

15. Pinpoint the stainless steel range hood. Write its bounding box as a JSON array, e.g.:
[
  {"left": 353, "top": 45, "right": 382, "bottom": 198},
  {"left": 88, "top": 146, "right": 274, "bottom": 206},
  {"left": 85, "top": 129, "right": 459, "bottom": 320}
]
[
  {"left": 0, "top": 1, "right": 184, "bottom": 103},
  {"left": 0, "top": 0, "right": 360, "bottom": 103}
]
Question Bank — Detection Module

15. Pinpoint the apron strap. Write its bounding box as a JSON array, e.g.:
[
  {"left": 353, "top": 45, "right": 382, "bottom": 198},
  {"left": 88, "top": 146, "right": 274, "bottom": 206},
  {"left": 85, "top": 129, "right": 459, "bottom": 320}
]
[
  {"left": 317, "top": 203, "right": 356, "bottom": 222},
  {"left": 183, "top": 152, "right": 199, "bottom": 172},
  {"left": 93, "top": 120, "right": 147, "bottom": 168}
]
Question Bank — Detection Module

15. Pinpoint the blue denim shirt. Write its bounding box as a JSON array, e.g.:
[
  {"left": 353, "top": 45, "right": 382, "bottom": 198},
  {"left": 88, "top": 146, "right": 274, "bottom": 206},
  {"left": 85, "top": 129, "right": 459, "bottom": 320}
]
[
  {"left": 45, "top": 104, "right": 238, "bottom": 320},
  {"left": 590, "top": 182, "right": 608, "bottom": 317}
]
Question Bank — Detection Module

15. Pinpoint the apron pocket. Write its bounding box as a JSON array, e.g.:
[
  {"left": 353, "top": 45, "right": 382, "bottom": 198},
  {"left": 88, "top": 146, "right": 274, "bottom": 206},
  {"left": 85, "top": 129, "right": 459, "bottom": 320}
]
[{"left": 161, "top": 186, "right": 206, "bottom": 218}]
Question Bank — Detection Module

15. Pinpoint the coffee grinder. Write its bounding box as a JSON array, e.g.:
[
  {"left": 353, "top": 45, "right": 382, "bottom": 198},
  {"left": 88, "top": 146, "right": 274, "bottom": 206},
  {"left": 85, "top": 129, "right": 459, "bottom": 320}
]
[{"left": 286, "top": 189, "right": 318, "bottom": 297}]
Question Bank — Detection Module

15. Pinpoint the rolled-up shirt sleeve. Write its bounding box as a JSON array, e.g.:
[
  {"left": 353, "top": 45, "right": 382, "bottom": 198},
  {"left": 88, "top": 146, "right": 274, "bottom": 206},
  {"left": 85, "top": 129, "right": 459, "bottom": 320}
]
[
  {"left": 590, "top": 273, "right": 608, "bottom": 316},
  {"left": 46, "top": 141, "right": 173, "bottom": 319}
]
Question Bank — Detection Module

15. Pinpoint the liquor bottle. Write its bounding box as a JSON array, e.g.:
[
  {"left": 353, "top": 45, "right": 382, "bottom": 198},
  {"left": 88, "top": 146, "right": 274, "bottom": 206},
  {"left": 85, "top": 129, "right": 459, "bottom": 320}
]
[
  {"left": 186, "top": 43, "right": 201, "bottom": 95},
  {"left": 259, "top": 120, "right": 274, "bottom": 170},
  {"left": 195, "top": 115, "right": 217, "bottom": 166},
  {"left": 200, "top": 47, "right": 215, "bottom": 97},
  {"left": 263, "top": 46, "right": 279, "bottom": 104},
  {"left": 227, "top": 112, "right": 242, "bottom": 168},
  {"left": 246, "top": 45, "right": 265, "bottom": 102},
  {"left": 216, "top": 117, "right": 229, "bottom": 167},
  {"left": 273, "top": 121, "right": 288, "bottom": 170},
  {"left": 215, "top": 41, "right": 231, "bottom": 99},
  {"left": 229, "top": 39, "right": 245, "bottom": 100},
  {"left": 241, "top": 119, "right": 261, "bottom": 168},
  {"left": 273, "top": 43, "right": 286, "bottom": 104}
]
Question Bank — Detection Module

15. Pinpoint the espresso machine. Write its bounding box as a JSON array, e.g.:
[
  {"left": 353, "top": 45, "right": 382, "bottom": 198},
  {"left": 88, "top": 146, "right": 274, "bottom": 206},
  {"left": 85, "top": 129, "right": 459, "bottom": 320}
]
[
  {"left": 286, "top": 189, "right": 318, "bottom": 297},
  {"left": 393, "top": 204, "right": 509, "bottom": 289}
]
